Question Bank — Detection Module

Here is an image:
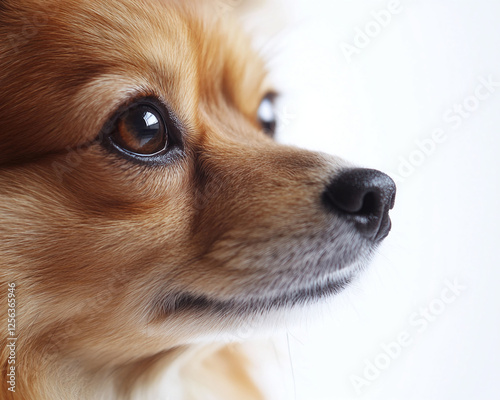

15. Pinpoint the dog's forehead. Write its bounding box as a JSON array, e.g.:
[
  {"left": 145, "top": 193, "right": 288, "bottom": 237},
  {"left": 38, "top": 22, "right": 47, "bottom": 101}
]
[{"left": 0, "top": 0, "right": 269, "bottom": 161}]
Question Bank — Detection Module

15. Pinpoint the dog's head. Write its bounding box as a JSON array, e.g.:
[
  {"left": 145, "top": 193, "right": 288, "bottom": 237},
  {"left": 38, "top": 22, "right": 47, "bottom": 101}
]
[{"left": 0, "top": 0, "right": 395, "bottom": 367}]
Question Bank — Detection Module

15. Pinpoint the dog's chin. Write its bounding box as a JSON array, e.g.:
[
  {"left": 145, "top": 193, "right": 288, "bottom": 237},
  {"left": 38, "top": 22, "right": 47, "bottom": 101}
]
[
  {"left": 170, "top": 276, "right": 353, "bottom": 315},
  {"left": 159, "top": 260, "right": 366, "bottom": 318}
]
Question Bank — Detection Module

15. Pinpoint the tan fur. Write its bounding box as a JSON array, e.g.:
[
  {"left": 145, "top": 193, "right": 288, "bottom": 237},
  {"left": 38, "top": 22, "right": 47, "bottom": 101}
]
[{"left": 0, "top": 1, "right": 369, "bottom": 399}]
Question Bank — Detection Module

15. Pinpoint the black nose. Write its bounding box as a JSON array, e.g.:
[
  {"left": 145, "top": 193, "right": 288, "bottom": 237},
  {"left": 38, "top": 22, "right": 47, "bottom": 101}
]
[{"left": 323, "top": 168, "right": 396, "bottom": 241}]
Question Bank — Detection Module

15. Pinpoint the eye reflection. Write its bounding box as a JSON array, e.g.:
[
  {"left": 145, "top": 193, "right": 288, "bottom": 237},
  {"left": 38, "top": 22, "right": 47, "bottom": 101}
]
[
  {"left": 258, "top": 93, "right": 277, "bottom": 136},
  {"left": 111, "top": 104, "right": 167, "bottom": 155}
]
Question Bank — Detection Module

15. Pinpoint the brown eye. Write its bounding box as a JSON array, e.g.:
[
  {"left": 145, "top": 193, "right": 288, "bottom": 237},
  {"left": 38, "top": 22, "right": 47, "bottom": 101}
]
[{"left": 111, "top": 104, "right": 167, "bottom": 155}]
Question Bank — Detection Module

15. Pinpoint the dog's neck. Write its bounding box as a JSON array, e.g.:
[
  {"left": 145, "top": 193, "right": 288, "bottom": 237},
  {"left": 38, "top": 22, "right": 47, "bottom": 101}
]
[{"left": 1, "top": 340, "right": 265, "bottom": 400}]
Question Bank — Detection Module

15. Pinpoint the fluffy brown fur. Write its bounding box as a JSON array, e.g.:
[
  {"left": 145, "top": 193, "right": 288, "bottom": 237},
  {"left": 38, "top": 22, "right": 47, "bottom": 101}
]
[{"left": 0, "top": 0, "right": 394, "bottom": 399}]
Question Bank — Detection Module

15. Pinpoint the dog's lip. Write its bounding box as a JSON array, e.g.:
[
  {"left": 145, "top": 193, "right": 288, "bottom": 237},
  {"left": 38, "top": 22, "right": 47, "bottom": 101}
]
[
  {"left": 372, "top": 187, "right": 395, "bottom": 241},
  {"left": 374, "top": 212, "right": 392, "bottom": 242},
  {"left": 160, "top": 275, "right": 355, "bottom": 315}
]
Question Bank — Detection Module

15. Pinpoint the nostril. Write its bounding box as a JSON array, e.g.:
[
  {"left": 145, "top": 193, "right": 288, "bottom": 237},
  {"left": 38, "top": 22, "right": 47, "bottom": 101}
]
[
  {"left": 357, "top": 191, "right": 380, "bottom": 217},
  {"left": 323, "top": 168, "right": 396, "bottom": 240}
]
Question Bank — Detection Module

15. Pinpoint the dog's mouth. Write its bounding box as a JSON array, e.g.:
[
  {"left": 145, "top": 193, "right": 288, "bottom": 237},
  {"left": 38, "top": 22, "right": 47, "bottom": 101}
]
[
  {"left": 156, "top": 224, "right": 380, "bottom": 317},
  {"left": 160, "top": 273, "right": 355, "bottom": 316}
]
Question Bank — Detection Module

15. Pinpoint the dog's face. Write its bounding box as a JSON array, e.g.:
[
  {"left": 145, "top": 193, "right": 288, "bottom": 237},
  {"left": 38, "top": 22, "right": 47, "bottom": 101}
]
[{"left": 0, "top": 0, "right": 395, "bottom": 367}]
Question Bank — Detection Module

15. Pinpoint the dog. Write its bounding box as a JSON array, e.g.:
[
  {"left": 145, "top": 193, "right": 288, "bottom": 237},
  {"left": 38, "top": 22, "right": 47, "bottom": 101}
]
[{"left": 0, "top": 0, "right": 396, "bottom": 399}]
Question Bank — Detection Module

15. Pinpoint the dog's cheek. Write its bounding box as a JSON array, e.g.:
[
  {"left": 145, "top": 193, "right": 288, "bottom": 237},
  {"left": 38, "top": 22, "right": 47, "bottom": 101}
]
[{"left": 0, "top": 158, "right": 196, "bottom": 326}]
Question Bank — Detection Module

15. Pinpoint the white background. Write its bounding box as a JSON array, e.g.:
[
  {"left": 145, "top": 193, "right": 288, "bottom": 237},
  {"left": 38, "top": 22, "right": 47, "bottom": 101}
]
[{"left": 241, "top": 0, "right": 500, "bottom": 399}]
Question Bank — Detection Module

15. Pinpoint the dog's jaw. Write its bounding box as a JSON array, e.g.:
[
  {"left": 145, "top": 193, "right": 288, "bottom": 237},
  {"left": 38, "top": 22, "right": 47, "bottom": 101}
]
[{"left": 150, "top": 209, "right": 380, "bottom": 321}]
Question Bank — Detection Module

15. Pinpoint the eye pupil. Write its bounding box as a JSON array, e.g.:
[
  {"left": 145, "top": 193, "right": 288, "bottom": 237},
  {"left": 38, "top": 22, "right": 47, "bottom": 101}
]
[
  {"left": 112, "top": 104, "right": 167, "bottom": 155},
  {"left": 130, "top": 110, "right": 160, "bottom": 146},
  {"left": 258, "top": 94, "right": 277, "bottom": 136}
]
